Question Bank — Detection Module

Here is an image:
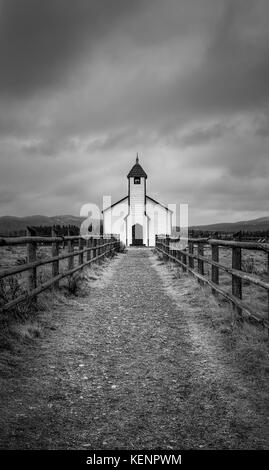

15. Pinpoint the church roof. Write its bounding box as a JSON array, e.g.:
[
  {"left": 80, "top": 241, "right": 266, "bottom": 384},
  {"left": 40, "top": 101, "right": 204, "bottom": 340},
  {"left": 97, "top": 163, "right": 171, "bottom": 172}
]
[
  {"left": 102, "top": 194, "right": 173, "bottom": 213},
  {"left": 146, "top": 195, "right": 173, "bottom": 213},
  {"left": 127, "top": 155, "right": 147, "bottom": 179},
  {"left": 102, "top": 196, "right": 128, "bottom": 213}
]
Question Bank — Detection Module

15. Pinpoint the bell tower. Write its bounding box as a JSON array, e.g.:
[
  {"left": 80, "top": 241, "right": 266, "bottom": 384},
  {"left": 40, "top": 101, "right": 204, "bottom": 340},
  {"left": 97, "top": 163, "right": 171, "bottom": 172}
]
[{"left": 127, "top": 154, "right": 147, "bottom": 245}]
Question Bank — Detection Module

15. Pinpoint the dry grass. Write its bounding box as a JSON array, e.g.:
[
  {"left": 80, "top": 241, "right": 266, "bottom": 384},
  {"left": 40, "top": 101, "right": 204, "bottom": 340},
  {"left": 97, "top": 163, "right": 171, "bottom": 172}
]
[
  {"left": 154, "top": 251, "right": 269, "bottom": 388},
  {"left": 203, "top": 246, "right": 269, "bottom": 319},
  {"left": 10, "top": 322, "right": 42, "bottom": 341},
  {"left": 159, "top": 245, "right": 269, "bottom": 321},
  {"left": 0, "top": 251, "right": 115, "bottom": 360}
]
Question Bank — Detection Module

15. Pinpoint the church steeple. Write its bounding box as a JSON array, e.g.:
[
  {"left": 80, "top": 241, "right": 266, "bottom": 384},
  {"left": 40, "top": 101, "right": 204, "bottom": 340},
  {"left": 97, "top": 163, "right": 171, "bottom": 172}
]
[{"left": 127, "top": 154, "right": 147, "bottom": 179}]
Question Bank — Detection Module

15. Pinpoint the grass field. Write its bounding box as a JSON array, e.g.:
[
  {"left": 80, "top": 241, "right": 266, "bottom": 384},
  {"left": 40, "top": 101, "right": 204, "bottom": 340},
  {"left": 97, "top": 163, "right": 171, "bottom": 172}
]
[
  {"left": 0, "top": 243, "right": 83, "bottom": 301},
  {"left": 0, "top": 246, "right": 111, "bottom": 355},
  {"left": 0, "top": 242, "right": 95, "bottom": 351},
  {"left": 202, "top": 246, "right": 269, "bottom": 320},
  {"left": 164, "top": 243, "right": 269, "bottom": 322},
  {"left": 0, "top": 243, "right": 268, "bottom": 323}
]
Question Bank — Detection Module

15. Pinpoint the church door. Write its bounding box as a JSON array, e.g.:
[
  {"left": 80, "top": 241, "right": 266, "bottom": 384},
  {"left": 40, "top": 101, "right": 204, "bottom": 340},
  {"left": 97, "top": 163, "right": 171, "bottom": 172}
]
[{"left": 132, "top": 224, "right": 143, "bottom": 245}]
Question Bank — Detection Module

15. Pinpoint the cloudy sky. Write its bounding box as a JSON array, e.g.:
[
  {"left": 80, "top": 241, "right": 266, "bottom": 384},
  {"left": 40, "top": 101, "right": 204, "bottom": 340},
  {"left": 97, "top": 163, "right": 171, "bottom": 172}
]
[{"left": 0, "top": 0, "right": 268, "bottom": 225}]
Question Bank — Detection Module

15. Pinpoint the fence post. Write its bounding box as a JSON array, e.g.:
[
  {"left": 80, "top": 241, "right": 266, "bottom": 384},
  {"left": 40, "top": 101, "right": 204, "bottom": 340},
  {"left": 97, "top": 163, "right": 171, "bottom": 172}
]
[
  {"left": 175, "top": 241, "right": 181, "bottom": 276},
  {"left": 105, "top": 236, "right": 108, "bottom": 257},
  {"left": 98, "top": 237, "right": 101, "bottom": 260},
  {"left": 188, "top": 241, "right": 194, "bottom": 269},
  {"left": 114, "top": 235, "right": 118, "bottom": 255},
  {"left": 198, "top": 242, "right": 204, "bottom": 282},
  {"left": 211, "top": 244, "right": 219, "bottom": 291},
  {"left": 170, "top": 238, "right": 173, "bottom": 260},
  {"left": 104, "top": 236, "right": 108, "bottom": 257},
  {"left": 108, "top": 236, "right": 112, "bottom": 256},
  {"left": 109, "top": 235, "right": 113, "bottom": 256},
  {"left": 177, "top": 236, "right": 182, "bottom": 270},
  {"left": 96, "top": 237, "right": 100, "bottom": 263},
  {"left": 182, "top": 248, "right": 187, "bottom": 272},
  {"left": 67, "top": 229, "right": 74, "bottom": 271},
  {"left": 93, "top": 237, "right": 97, "bottom": 260},
  {"left": 163, "top": 237, "right": 166, "bottom": 258},
  {"left": 79, "top": 237, "right": 84, "bottom": 266},
  {"left": 161, "top": 236, "right": 165, "bottom": 258},
  {"left": 232, "top": 246, "right": 242, "bottom": 316},
  {"left": 87, "top": 237, "right": 92, "bottom": 262},
  {"left": 52, "top": 228, "right": 60, "bottom": 289},
  {"left": 26, "top": 228, "right": 37, "bottom": 300}
]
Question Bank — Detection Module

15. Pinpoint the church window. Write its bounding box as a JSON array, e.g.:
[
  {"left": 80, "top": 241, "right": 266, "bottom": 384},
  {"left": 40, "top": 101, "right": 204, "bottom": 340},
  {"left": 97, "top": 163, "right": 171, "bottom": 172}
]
[{"left": 134, "top": 177, "right": 140, "bottom": 184}]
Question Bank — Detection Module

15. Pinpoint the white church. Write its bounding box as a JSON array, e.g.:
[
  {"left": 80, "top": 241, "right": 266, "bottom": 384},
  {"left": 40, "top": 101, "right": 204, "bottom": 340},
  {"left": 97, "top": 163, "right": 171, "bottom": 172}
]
[{"left": 103, "top": 156, "right": 172, "bottom": 247}]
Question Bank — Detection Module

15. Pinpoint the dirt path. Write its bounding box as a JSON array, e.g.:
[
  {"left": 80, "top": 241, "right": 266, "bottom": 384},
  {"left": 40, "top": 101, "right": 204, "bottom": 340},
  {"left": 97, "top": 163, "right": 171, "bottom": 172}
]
[{"left": 0, "top": 249, "right": 268, "bottom": 449}]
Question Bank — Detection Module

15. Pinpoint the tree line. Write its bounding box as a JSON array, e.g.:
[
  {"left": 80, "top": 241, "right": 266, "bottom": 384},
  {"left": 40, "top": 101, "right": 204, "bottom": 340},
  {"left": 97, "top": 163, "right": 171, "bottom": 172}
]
[{"left": 0, "top": 223, "right": 104, "bottom": 238}]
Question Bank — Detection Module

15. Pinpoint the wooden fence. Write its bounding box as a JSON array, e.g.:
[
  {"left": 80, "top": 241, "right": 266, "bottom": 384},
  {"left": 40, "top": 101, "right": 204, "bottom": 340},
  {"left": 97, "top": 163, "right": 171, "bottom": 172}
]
[
  {"left": 156, "top": 235, "right": 269, "bottom": 330},
  {"left": 0, "top": 231, "right": 119, "bottom": 313}
]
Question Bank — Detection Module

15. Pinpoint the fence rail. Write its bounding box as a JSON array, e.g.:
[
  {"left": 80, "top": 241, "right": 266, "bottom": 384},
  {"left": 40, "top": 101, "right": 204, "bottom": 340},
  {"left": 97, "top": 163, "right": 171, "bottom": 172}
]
[
  {"left": 156, "top": 236, "right": 269, "bottom": 330},
  {"left": 0, "top": 233, "right": 119, "bottom": 313}
]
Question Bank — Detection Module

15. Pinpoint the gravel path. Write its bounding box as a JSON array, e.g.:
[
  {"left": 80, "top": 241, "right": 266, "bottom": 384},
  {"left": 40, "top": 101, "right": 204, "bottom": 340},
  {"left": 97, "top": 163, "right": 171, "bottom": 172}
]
[{"left": 0, "top": 249, "right": 268, "bottom": 449}]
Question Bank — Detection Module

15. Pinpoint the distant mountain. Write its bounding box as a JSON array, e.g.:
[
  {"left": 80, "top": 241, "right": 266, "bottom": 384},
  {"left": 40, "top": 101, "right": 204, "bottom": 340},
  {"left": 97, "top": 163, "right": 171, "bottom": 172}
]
[
  {"left": 1, "top": 214, "right": 269, "bottom": 236},
  {"left": 191, "top": 216, "right": 269, "bottom": 233},
  {"left": 0, "top": 215, "right": 85, "bottom": 235}
]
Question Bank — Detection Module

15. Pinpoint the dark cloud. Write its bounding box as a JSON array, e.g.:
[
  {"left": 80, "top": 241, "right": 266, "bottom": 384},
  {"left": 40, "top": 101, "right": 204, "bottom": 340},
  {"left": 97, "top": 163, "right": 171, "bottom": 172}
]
[
  {"left": 21, "top": 136, "right": 79, "bottom": 157},
  {"left": 253, "top": 112, "right": 269, "bottom": 137},
  {"left": 0, "top": 0, "right": 145, "bottom": 97},
  {"left": 180, "top": 0, "right": 269, "bottom": 113},
  {"left": 177, "top": 123, "right": 230, "bottom": 148},
  {"left": 0, "top": 188, "right": 17, "bottom": 204},
  {"left": 0, "top": 0, "right": 268, "bottom": 224}
]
